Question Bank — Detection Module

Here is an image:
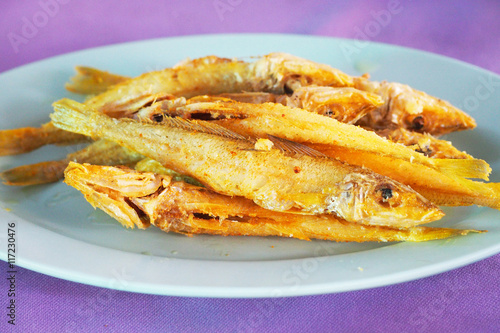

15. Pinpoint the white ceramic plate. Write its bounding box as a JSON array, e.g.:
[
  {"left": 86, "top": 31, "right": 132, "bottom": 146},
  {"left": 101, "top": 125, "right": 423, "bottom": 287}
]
[{"left": 1, "top": 34, "right": 499, "bottom": 297}]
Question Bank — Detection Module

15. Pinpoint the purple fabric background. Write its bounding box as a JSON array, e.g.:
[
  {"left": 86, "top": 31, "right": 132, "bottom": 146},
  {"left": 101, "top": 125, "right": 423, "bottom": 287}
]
[{"left": 1, "top": 0, "right": 499, "bottom": 332}]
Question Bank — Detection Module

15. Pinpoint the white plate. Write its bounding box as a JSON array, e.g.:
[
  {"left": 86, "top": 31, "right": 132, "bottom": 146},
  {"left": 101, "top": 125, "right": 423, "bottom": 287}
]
[{"left": 1, "top": 34, "right": 500, "bottom": 297}]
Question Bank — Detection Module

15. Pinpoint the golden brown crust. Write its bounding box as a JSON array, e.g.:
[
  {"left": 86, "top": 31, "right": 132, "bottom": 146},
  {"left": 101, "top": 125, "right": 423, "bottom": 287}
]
[{"left": 64, "top": 163, "right": 481, "bottom": 242}]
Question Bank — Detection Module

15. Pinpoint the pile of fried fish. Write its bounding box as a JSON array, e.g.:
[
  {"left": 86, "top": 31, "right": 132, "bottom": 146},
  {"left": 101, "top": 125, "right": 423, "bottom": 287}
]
[{"left": 2, "top": 53, "right": 499, "bottom": 242}]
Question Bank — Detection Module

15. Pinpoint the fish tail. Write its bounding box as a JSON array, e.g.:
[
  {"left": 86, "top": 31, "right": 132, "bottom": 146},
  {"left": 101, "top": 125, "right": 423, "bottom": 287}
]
[
  {"left": 0, "top": 126, "right": 44, "bottom": 156},
  {"left": 50, "top": 99, "right": 95, "bottom": 137},
  {"left": 0, "top": 122, "right": 87, "bottom": 156},
  {"left": 417, "top": 179, "right": 500, "bottom": 209},
  {"left": 484, "top": 182, "right": 500, "bottom": 209},
  {"left": 432, "top": 158, "right": 491, "bottom": 181},
  {"left": 65, "top": 66, "right": 129, "bottom": 95},
  {"left": 0, "top": 160, "right": 68, "bottom": 186},
  {"left": 402, "top": 227, "right": 485, "bottom": 242}
]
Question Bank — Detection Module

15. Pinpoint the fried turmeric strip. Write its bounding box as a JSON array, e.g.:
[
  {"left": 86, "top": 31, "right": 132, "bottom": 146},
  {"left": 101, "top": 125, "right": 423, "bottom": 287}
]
[
  {"left": 134, "top": 158, "right": 203, "bottom": 186},
  {"left": 64, "top": 163, "right": 482, "bottom": 242}
]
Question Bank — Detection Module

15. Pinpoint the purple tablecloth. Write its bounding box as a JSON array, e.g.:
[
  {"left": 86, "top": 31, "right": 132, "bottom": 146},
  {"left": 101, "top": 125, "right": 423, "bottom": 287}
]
[{"left": 1, "top": 1, "right": 499, "bottom": 332}]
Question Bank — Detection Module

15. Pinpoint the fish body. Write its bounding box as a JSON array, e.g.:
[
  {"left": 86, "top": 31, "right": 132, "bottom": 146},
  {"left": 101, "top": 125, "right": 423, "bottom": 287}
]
[
  {"left": 51, "top": 98, "right": 443, "bottom": 227},
  {"left": 143, "top": 97, "right": 500, "bottom": 210},
  {"left": 150, "top": 97, "right": 490, "bottom": 180},
  {"left": 71, "top": 55, "right": 473, "bottom": 139},
  {"left": 65, "top": 163, "right": 477, "bottom": 242},
  {"left": 85, "top": 53, "right": 356, "bottom": 114},
  {"left": 1, "top": 53, "right": 473, "bottom": 155},
  {"left": 218, "top": 85, "right": 383, "bottom": 124},
  {"left": 200, "top": 92, "right": 469, "bottom": 159}
]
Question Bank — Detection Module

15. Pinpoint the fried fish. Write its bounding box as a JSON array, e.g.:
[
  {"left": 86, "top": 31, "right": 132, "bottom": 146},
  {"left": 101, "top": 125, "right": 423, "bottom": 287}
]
[
  {"left": 51, "top": 98, "right": 443, "bottom": 227},
  {"left": 64, "top": 163, "right": 478, "bottom": 242}
]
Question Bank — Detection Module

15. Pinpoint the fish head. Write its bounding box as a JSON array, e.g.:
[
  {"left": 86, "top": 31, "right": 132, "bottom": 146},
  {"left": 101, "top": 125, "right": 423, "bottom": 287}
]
[
  {"left": 388, "top": 84, "right": 476, "bottom": 135},
  {"left": 328, "top": 173, "right": 444, "bottom": 227}
]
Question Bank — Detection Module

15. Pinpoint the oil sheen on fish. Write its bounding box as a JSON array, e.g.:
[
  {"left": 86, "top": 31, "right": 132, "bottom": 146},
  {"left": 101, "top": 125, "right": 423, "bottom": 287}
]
[{"left": 51, "top": 98, "right": 444, "bottom": 227}]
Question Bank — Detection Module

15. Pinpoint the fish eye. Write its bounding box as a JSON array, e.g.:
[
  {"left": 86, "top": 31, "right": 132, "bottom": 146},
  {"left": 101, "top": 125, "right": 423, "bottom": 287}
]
[
  {"left": 415, "top": 146, "right": 433, "bottom": 157},
  {"left": 321, "top": 105, "right": 340, "bottom": 118},
  {"left": 375, "top": 184, "right": 394, "bottom": 202},
  {"left": 284, "top": 83, "right": 294, "bottom": 95},
  {"left": 380, "top": 187, "right": 393, "bottom": 200},
  {"left": 411, "top": 115, "right": 425, "bottom": 131},
  {"left": 152, "top": 114, "right": 164, "bottom": 122}
]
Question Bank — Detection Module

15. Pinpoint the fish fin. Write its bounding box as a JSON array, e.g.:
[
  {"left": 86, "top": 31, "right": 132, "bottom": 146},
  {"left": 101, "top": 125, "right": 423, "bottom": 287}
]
[
  {"left": 65, "top": 66, "right": 130, "bottom": 95},
  {"left": 161, "top": 117, "right": 249, "bottom": 142},
  {"left": 432, "top": 158, "right": 491, "bottom": 181},
  {"left": 0, "top": 160, "right": 68, "bottom": 185},
  {"left": 51, "top": 99, "right": 97, "bottom": 137},
  {"left": 267, "top": 135, "right": 328, "bottom": 158},
  {"left": 484, "top": 182, "right": 500, "bottom": 209}
]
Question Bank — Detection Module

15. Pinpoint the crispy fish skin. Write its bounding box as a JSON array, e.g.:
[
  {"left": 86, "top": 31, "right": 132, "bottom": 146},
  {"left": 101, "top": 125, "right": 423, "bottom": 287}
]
[
  {"left": 285, "top": 86, "right": 383, "bottom": 123},
  {"left": 85, "top": 53, "right": 356, "bottom": 113},
  {"left": 64, "top": 163, "right": 480, "bottom": 242},
  {"left": 155, "top": 98, "right": 490, "bottom": 180},
  {"left": 211, "top": 93, "right": 469, "bottom": 159},
  {"left": 250, "top": 52, "right": 355, "bottom": 92},
  {"left": 306, "top": 145, "right": 500, "bottom": 209},
  {"left": 0, "top": 122, "right": 88, "bottom": 156},
  {"left": 85, "top": 56, "right": 257, "bottom": 113},
  {"left": 148, "top": 98, "right": 500, "bottom": 209},
  {"left": 355, "top": 78, "right": 476, "bottom": 135},
  {"left": 210, "top": 92, "right": 469, "bottom": 159},
  {"left": 216, "top": 86, "right": 384, "bottom": 124},
  {"left": 51, "top": 98, "right": 443, "bottom": 227}
]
